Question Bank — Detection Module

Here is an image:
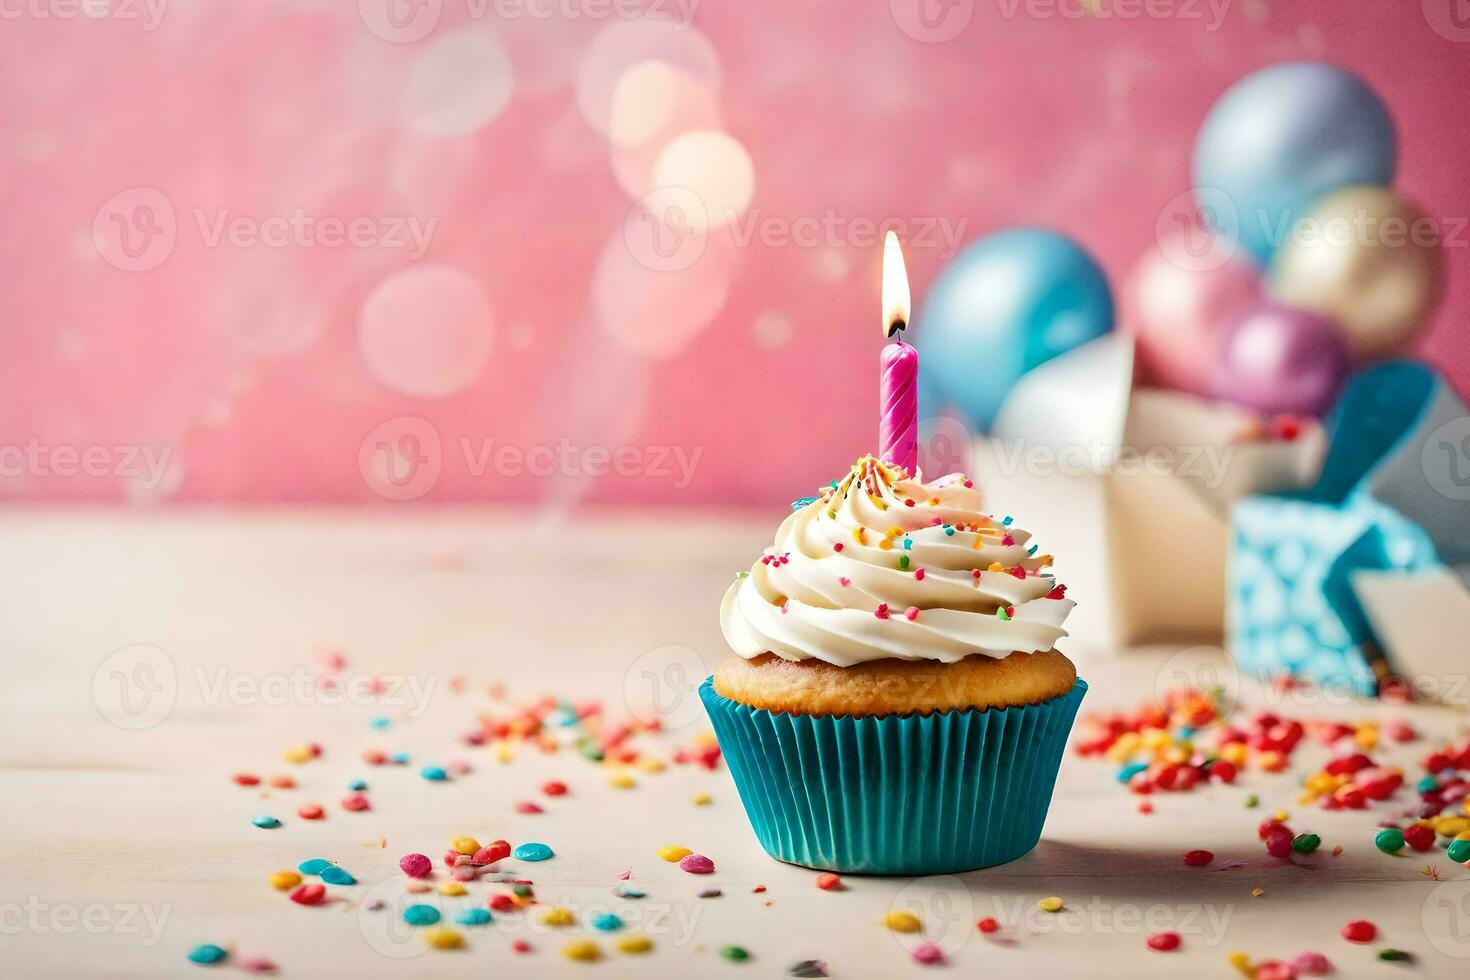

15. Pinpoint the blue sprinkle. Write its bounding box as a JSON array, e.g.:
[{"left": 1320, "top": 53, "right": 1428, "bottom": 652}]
[
  {"left": 1117, "top": 763, "right": 1149, "bottom": 783},
  {"left": 614, "top": 884, "right": 646, "bottom": 899},
  {"left": 251, "top": 816, "right": 281, "bottom": 829},
  {"left": 369, "top": 716, "right": 390, "bottom": 730},
  {"left": 1418, "top": 776, "right": 1439, "bottom": 793},
  {"left": 903, "top": 538, "right": 912, "bottom": 550},
  {"left": 420, "top": 766, "right": 448, "bottom": 781},
  {"left": 513, "top": 842, "right": 554, "bottom": 862},
  {"left": 943, "top": 526, "right": 955, "bottom": 536},
  {"left": 347, "top": 778, "right": 368, "bottom": 791},
  {"left": 298, "top": 858, "right": 332, "bottom": 876},
  {"left": 1177, "top": 727, "right": 1196, "bottom": 742},
  {"left": 402, "top": 904, "right": 441, "bottom": 926},
  {"left": 1028, "top": 544, "right": 1038, "bottom": 555},
  {"left": 830, "top": 481, "right": 839, "bottom": 489},
  {"left": 591, "top": 912, "right": 624, "bottom": 932},
  {"left": 456, "top": 908, "right": 493, "bottom": 926},
  {"left": 1002, "top": 515, "right": 1014, "bottom": 526},
  {"left": 186, "top": 944, "right": 228, "bottom": 965},
  {"left": 790, "top": 496, "right": 818, "bottom": 511},
  {"left": 320, "top": 866, "right": 356, "bottom": 885},
  {"left": 390, "top": 751, "right": 410, "bottom": 765}
]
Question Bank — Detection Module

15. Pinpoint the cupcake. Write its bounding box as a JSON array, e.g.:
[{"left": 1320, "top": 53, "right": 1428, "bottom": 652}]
[{"left": 702, "top": 455, "right": 1086, "bottom": 874}]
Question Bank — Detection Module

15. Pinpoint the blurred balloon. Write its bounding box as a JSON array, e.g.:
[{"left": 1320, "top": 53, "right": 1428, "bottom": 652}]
[
  {"left": 1126, "top": 227, "right": 1261, "bottom": 395},
  {"left": 1270, "top": 186, "right": 1444, "bottom": 361},
  {"left": 918, "top": 228, "right": 1113, "bottom": 432},
  {"left": 1210, "top": 301, "right": 1350, "bottom": 417},
  {"left": 1193, "top": 62, "right": 1396, "bottom": 263}
]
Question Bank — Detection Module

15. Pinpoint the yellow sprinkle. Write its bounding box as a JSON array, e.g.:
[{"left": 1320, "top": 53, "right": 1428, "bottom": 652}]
[
  {"left": 563, "top": 939, "right": 601, "bottom": 962},
  {"left": 694, "top": 730, "right": 719, "bottom": 747},
  {"left": 425, "top": 927, "right": 463, "bottom": 950},
  {"left": 607, "top": 772, "right": 636, "bottom": 789},
  {"left": 928, "top": 497, "right": 939, "bottom": 506},
  {"left": 450, "top": 836, "right": 480, "bottom": 855},
  {"left": 1436, "top": 817, "right": 1470, "bottom": 837},
  {"left": 540, "top": 906, "right": 576, "bottom": 927},
  {"left": 1354, "top": 726, "right": 1378, "bottom": 749},
  {"left": 658, "top": 845, "right": 692, "bottom": 862},
  {"left": 887, "top": 526, "right": 904, "bottom": 538},
  {"left": 1038, "top": 896, "right": 1064, "bottom": 913},
  {"left": 268, "top": 870, "right": 301, "bottom": 891},
  {"left": 437, "top": 881, "right": 467, "bottom": 897},
  {"left": 616, "top": 936, "right": 653, "bottom": 954},
  {"left": 1227, "top": 951, "right": 1253, "bottom": 976},
  {"left": 1038, "top": 554, "right": 1054, "bottom": 566},
  {"left": 988, "top": 562, "right": 1004, "bottom": 572},
  {"left": 1251, "top": 887, "right": 1264, "bottom": 897},
  {"left": 492, "top": 741, "right": 513, "bottom": 764},
  {"left": 883, "top": 911, "right": 922, "bottom": 933},
  {"left": 636, "top": 757, "right": 666, "bottom": 773},
  {"left": 283, "top": 745, "right": 312, "bottom": 764},
  {"left": 1272, "top": 810, "right": 1289, "bottom": 822},
  {"left": 853, "top": 527, "right": 867, "bottom": 546},
  {"left": 691, "top": 792, "right": 712, "bottom": 806}
]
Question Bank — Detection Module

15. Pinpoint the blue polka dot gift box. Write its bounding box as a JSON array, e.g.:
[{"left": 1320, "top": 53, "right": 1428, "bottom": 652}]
[{"left": 1228, "top": 362, "right": 1470, "bottom": 696}]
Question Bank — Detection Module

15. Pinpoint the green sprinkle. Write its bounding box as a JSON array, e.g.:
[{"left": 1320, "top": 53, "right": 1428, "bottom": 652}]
[
  {"left": 1244, "top": 794, "right": 1259, "bottom": 809},
  {"left": 736, "top": 571, "right": 749, "bottom": 580},
  {"left": 513, "top": 884, "right": 533, "bottom": 897},
  {"left": 1447, "top": 839, "right": 1470, "bottom": 863},
  {"left": 1374, "top": 828, "right": 1406, "bottom": 854},
  {"left": 898, "top": 555, "right": 910, "bottom": 570},
  {"left": 721, "top": 945, "right": 751, "bottom": 962},
  {"left": 996, "top": 607, "right": 1011, "bottom": 621},
  {"left": 943, "top": 525, "right": 955, "bottom": 536},
  {"left": 1377, "top": 949, "right": 1412, "bottom": 962},
  {"left": 1291, "top": 833, "right": 1321, "bottom": 854}
]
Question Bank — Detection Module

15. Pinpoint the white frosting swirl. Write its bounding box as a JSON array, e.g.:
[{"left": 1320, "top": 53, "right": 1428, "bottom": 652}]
[{"left": 720, "top": 456, "right": 1075, "bottom": 666}]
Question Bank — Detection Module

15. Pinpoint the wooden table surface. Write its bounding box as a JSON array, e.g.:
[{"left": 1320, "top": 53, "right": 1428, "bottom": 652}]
[{"left": 1, "top": 511, "right": 1467, "bottom": 978}]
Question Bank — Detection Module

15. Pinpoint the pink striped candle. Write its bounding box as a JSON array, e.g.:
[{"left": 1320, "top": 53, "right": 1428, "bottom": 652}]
[{"left": 879, "top": 232, "right": 917, "bottom": 473}]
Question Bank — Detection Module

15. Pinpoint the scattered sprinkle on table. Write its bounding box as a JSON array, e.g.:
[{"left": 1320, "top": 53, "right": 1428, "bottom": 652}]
[
  {"left": 456, "top": 908, "right": 492, "bottom": 926},
  {"left": 268, "top": 871, "right": 301, "bottom": 891},
  {"left": 590, "top": 912, "right": 624, "bottom": 931},
  {"left": 437, "top": 881, "right": 467, "bottom": 897},
  {"left": 540, "top": 907, "right": 576, "bottom": 927},
  {"left": 1292, "top": 951, "right": 1332, "bottom": 974},
  {"left": 977, "top": 917, "right": 998, "bottom": 934},
  {"left": 511, "top": 940, "right": 531, "bottom": 954},
  {"left": 1182, "top": 849, "right": 1213, "bottom": 866},
  {"left": 237, "top": 956, "right": 275, "bottom": 974},
  {"left": 911, "top": 943, "right": 943, "bottom": 965},
  {"left": 659, "top": 845, "right": 691, "bottom": 862},
  {"left": 1374, "top": 828, "right": 1405, "bottom": 854},
  {"left": 297, "top": 859, "right": 331, "bottom": 876},
  {"left": 341, "top": 793, "right": 370, "bottom": 812},
  {"left": 607, "top": 772, "right": 636, "bottom": 789},
  {"left": 1341, "top": 919, "right": 1376, "bottom": 943},
  {"left": 289, "top": 884, "right": 325, "bottom": 906},
  {"left": 1377, "top": 949, "right": 1412, "bottom": 962},
  {"left": 815, "top": 873, "right": 841, "bottom": 890},
  {"left": 615, "top": 885, "right": 646, "bottom": 899},
  {"left": 403, "top": 905, "right": 440, "bottom": 926},
  {"left": 347, "top": 778, "right": 367, "bottom": 791},
  {"left": 721, "top": 945, "right": 751, "bottom": 962},
  {"left": 450, "top": 836, "right": 480, "bottom": 855},
  {"left": 186, "top": 944, "right": 228, "bottom": 965},
  {"left": 1147, "top": 931, "right": 1181, "bottom": 951},
  {"left": 513, "top": 842, "right": 554, "bottom": 862},
  {"left": 616, "top": 936, "right": 653, "bottom": 954},
  {"left": 319, "top": 867, "right": 354, "bottom": 885},
  {"left": 1292, "top": 833, "right": 1321, "bottom": 854},
  {"left": 884, "top": 911, "right": 921, "bottom": 933},
  {"left": 562, "top": 939, "right": 601, "bottom": 961},
  {"left": 542, "top": 780, "right": 568, "bottom": 796},
  {"left": 420, "top": 766, "right": 448, "bottom": 782},
  {"left": 1038, "top": 896, "right": 1064, "bottom": 913},
  {"left": 698, "top": 887, "right": 721, "bottom": 898},
  {"left": 296, "top": 803, "right": 324, "bottom": 820},
  {"left": 789, "top": 961, "right": 829, "bottom": 978},
  {"left": 399, "top": 853, "right": 432, "bottom": 877},
  {"left": 473, "top": 841, "right": 511, "bottom": 865},
  {"left": 692, "top": 792, "right": 712, "bottom": 806},
  {"left": 425, "top": 927, "right": 462, "bottom": 950},
  {"left": 679, "top": 854, "right": 715, "bottom": 874},
  {"left": 251, "top": 816, "right": 281, "bottom": 829}
]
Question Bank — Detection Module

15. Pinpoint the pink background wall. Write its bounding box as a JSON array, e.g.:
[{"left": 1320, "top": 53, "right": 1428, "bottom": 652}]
[{"left": 4, "top": 0, "right": 1467, "bottom": 507}]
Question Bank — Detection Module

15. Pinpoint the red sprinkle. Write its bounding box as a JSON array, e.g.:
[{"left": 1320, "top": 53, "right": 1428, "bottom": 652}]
[
  {"left": 874, "top": 603, "right": 890, "bottom": 620},
  {"left": 833, "top": 543, "right": 844, "bottom": 552},
  {"left": 977, "top": 917, "right": 999, "bottom": 934},
  {"left": 289, "top": 883, "right": 326, "bottom": 905},
  {"left": 296, "top": 803, "right": 325, "bottom": 820},
  {"left": 1045, "top": 584, "right": 1067, "bottom": 600},
  {"left": 816, "top": 873, "right": 841, "bottom": 891},
  {"left": 514, "top": 801, "right": 544, "bottom": 814},
  {"left": 474, "top": 840, "right": 511, "bottom": 866},
  {"left": 542, "top": 780, "right": 568, "bottom": 797},
  {"left": 913, "top": 568, "right": 925, "bottom": 581},
  {"left": 904, "top": 606, "right": 920, "bottom": 621},
  {"left": 268, "top": 774, "right": 296, "bottom": 789},
  {"left": 911, "top": 943, "right": 942, "bottom": 964},
  {"left": 233, "top": 773, "right": 261, "bottom": 786},
  {"left": 1182, "top": 849, "right": 1214, "bottom": 867},
  {"left": 1403, "top": 823, "right": 1435, "bottom": 852},
  {"left": 1265, "top": 827, "right": 1294, "bottom": 859},
  {"left": 489, "top": 894, "right": 516, "bottom": 912},
  {"left": 399, "top": 853, "right": 432, "bottom": 877},
  {"left": 341, "top": 793, "right": 371, "bottom": 812},
  {"left": 511, "top": 940, "right": 531, "bottom": 954},
  {"left": 1147, "top": 931, "right": 1181, "bottom": 952},
  {"left": 904, "top": 499, "right": 916, "bottom": 507},
  {"left": 1341, "top": 920, "right": 1376, "bottom": 943}
]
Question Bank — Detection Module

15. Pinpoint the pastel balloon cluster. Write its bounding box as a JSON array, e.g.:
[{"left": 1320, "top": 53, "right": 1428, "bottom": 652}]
[{"left": 1128, "top": 62, "right": 1444, "bottom": 418}]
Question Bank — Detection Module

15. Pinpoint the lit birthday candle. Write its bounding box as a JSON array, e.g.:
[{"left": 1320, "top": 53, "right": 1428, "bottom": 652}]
[{"left": 879, "top": 231, "right": 917, "bottom": 474}]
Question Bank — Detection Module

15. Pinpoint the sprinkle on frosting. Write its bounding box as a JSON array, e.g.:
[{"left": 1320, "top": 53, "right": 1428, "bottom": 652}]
[{"left": 719, "top": 456, "right": 1075, "bottom": 666}]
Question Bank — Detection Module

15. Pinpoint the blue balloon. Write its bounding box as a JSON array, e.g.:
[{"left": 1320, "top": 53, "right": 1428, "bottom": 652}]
[
  {"left": 917, "top": 228, "right": 1113, "bottom": 432},
  {"left": 1193, "top": 62, "right": 1395, "bottom": 264}
]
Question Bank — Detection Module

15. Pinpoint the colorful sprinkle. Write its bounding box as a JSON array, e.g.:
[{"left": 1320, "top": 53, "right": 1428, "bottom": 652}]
[
  {"left": 977, "top": 917, "right": 999, "bottom": 934},
  {"left": 540, "top": 907, "right": 576, "bottom": 927},
  {"left": 289, "top": 884, "right": 325, "bottom": 905},
  {"left": 297, "top": 859, "right": 331, "bottom": 876},
  {"left": 268, "top": 871, "right": 301, "bottom": 891},
  {"left": 296, "top": 803, "right": 324, "bottom": 820},
  {"left": 721, "top": 945, "right": 751, "bottom": 962},
  {"left": 590, "top": 913, "right": 624, "bottom": 932},
  {"left": 788, "top": 960, "right": 829, "bottom": 978},
  {"left": 450, "top": 836, "right": 480, "bottom": 855},
  {"left": 513, "top": 842, "right": 554, "bottom": 862},
  {"left": 659, "top": 845, "right": 692, "bottom": 862},
  {"left": 186, "top": 944, "right": 228, "bottom": 965},
  {"left": 563, "top": 939, "right": 601, "bottom": 961},
  {"left": 1147, "top": 932, "right": 1181, "bottom": 952},
  {"left": 1182, "top": 849, "right": 1213, "bottom": 866},
  {"left": 1038, "top": 896, "right": 1064, "bottom": 913},
  {"left": 678, "top": 854, "right": 715, "bottom": 874},
  {"left": 884, "top": 911, "right": 921, "bottom": 932},
  {"left": 473, "top": 841, "right": 511, "bottom": 865},
  {"left": 319, "top": 866, "right": 354, "bottom": 886},
  {"left": 251, "top": 816, "right": 281, "bottom": 829},
  {"left": 617, "top": 936, "right": 653, "bottom": 954},
  {"left": 425, "top": 927, "right": 463, "bottom": 950},
  {"left": 911, "top": 943, "right": 943, "bottom": 965},
  {"left": 1341, "top": 919, "right": 1376, "bottom": 943},
  {"left": 420, "top": 766, "right": 448, "bottom": 781},
  {"left": 815, "top": 872, "right": 841, "bottom": 891},
  {"left": 456, "top": 908, "right": 493, "bottom": 927},
  {"left": 615, "top": 885, "right": 646, "bottom": 899},
  {"left": 341, "top": 793, "right": 370, "bottom": 811},
  {"left": 1292, "top": 833, "right": 1322, "bottom": 854},
  {"left": 399, "top": 853, "right": 432, "bottom": 877},
  {"left": 437, "top": 881, "right": 467, "bottom": 897},
  {"left": 1374, "top": 828, "right": 1406, "bottom": 854},
  {"left": 403, "top": 905, "right": 441, "bottom": 926}
]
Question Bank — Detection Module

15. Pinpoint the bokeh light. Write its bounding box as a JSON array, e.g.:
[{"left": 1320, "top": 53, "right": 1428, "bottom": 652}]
[
  {"left": 593, "top": 230, "right": 737, "bottom": 360},
  {"left": 650, "top": 130, "right": 755, "bottom": 231},
  {"left": 401, "top": 29, "right": 514, "bottom": 138},
  {"left": 358, "top": 266, "right": 495, "bottom": 398},
  {"left": 575, "top": 20, "right": 720, "bottom": 136}
]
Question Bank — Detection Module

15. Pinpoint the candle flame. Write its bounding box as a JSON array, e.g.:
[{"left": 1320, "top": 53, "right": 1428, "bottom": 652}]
[{"left": 882, "top": 231, "right": 910, "bottom": 338}]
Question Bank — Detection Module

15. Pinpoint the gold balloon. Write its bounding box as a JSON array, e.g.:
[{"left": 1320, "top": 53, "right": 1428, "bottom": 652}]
[{"left": 1269, "top": 186, "right": 1444, "bottom": 359}]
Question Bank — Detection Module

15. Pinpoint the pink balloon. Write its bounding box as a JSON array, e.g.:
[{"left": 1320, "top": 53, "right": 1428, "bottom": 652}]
[
  {"left": 1126, "top": 229, "right": 1261, "bottom": 394},
  {"left": 1209, "top": 301, "right": 1351, "bottom": 417}
]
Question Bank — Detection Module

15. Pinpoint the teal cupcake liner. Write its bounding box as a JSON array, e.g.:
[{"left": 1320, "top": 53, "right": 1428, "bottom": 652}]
[{"left": 701, "top": 676, "right": 1087, "bottom": 875}]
